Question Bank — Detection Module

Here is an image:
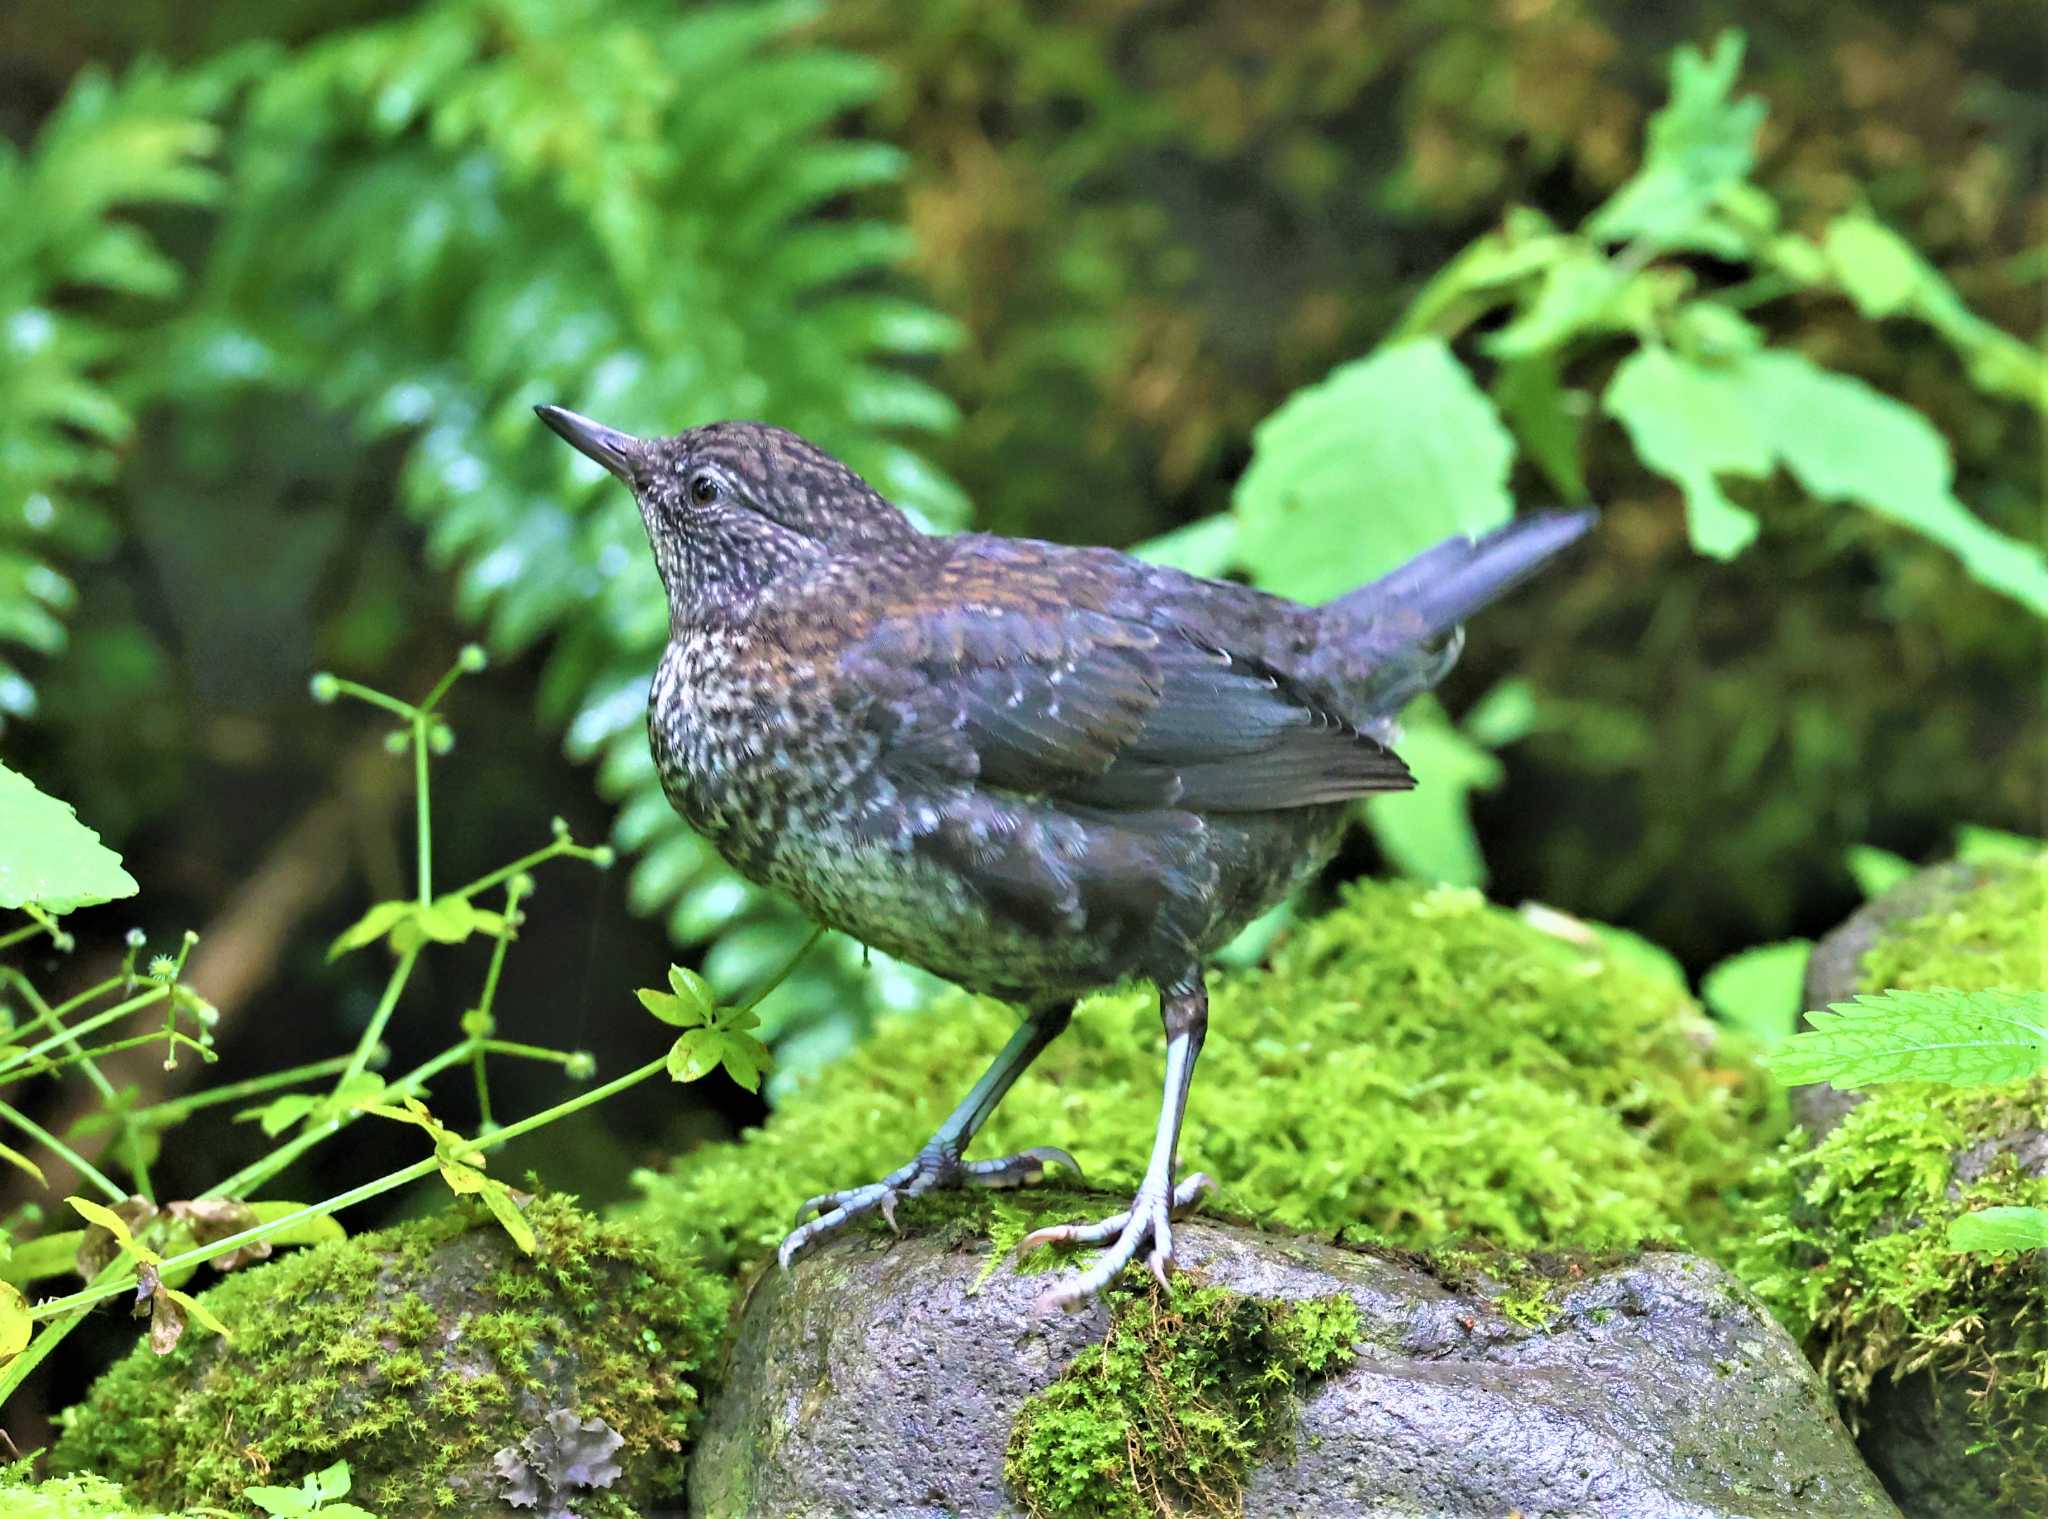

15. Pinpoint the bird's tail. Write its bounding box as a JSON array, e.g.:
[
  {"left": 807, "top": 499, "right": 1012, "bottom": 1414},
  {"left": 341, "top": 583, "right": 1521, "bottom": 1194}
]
[{"left": 1322, "top": 509, "right": 1596, "bottom": 721}]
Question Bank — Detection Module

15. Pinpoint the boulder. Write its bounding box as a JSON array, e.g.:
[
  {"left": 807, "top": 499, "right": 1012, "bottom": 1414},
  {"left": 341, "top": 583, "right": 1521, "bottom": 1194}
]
[{"left": 690, "top": 1208, "right": 1898, "bottom": 1519}]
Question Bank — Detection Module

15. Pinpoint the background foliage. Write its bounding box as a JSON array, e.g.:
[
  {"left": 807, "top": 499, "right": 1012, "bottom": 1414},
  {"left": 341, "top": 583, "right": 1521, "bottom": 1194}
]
[{"left": 0, "top": 0, "right": 2039, "bottom": 1451}]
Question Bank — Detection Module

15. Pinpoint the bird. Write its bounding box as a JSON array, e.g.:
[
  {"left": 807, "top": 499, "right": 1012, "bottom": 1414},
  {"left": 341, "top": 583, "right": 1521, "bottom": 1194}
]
[{"left": 537, "top": 404, "right": 1592, "bottom": 1306}]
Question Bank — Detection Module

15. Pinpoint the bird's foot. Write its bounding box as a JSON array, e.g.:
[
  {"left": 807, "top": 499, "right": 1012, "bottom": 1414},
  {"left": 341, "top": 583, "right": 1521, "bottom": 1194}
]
[
  {"left": 1019, "top": 1172, "right": 1216, "bottom": 1308},
  {"left": 778, "top": 1143, "right": 1082, "bottom": 1270}
]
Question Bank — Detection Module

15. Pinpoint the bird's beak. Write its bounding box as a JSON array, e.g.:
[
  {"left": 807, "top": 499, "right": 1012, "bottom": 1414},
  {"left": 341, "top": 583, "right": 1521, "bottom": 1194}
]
[{"left": 535, "top": 404, "right": 645, "bottom": 482}]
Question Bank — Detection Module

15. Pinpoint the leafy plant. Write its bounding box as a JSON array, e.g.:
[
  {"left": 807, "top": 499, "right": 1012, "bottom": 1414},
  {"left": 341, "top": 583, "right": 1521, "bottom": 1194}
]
[
  {"left": 243, "top": 1459, "right": 378, "bottom": 1517},
  {"left": 1130, "top": 29, "right": 2045, "bottom": 886},
  {"left": 127, "top": 0, "right": 968, "bottom": 1074},
  {"left": 0, "top": 63, "right": 224, "bottom": 730},
  {"left": 0, "top": 649, "right": 822, "bottom": 1414}
]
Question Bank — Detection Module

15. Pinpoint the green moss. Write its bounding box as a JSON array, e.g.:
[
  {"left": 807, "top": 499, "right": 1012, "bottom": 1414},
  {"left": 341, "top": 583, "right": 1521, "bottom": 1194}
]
[
  {"left": 632, "top": 880, "right": 1775, "bottom": 1270},
  {"left": 51, "top": 1196, "right": 728, "bottom": 1517},
  {"left": 1003, "top": 1275, "right": 1359, "bottom": 1518},
  {"left": 1859, "top": 854, "right": 2046, "bottom": 996},
  {"left": 0, "top": 1464, "right": 184, "bottom": 1518},
  {"left": 1733, "top": 855, "right": 2048, "bottom": 1514}
]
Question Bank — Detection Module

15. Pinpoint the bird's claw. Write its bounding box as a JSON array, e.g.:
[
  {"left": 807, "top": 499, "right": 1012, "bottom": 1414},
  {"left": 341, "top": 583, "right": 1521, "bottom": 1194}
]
[
  {"left": 779, "top": 1143, "right": 1083, "bottom": 1271},
  {"left": 1021, "top": 1172, "right": 1216, "bottom": 1309}
]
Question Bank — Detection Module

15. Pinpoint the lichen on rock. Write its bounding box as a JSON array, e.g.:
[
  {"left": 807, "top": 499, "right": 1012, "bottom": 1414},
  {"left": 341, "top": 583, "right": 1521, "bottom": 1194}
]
[
  {"left": 50, "top": 1194, "right": 727, "bottom": 1517},
  {"left": 1734, "top": 853, "right": 2048, "bottom": 1517},
  {"left": 632, "top": 880, "right": 1777, "bottom": 1271}
]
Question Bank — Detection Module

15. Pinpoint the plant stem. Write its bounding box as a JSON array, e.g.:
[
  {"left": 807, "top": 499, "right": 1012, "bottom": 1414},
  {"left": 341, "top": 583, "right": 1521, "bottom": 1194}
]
[
  {"left": 131, "top": 1053, "right": 362, "bottom": 1122},
  {"left": 414, "top": 715, "right": 432, "bottom": 905},
  {"left": 336, "top": 945, "right": 419, "bottom": 1091},
  {"left": 0, "top": 1099, "right": 124, "bottom": 1202}
]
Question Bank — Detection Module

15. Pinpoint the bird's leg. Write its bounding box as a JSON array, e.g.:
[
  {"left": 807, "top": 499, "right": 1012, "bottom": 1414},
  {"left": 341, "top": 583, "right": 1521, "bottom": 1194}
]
[
  {"left": 1021, "top": 975, "right": 1216, "bottom": 1308},
  {"left": 779, "top": 1002, "right": 1079, "bottom": 1269}
]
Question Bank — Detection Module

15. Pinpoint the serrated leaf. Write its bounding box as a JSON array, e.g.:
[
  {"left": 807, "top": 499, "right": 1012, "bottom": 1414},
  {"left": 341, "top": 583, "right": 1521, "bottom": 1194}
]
[
  {"left": 1234, "top": 339, "right": 1516, "bottom": 604},
  {"left": 0, "top": 761, "right": 139, "bottom": 912},
  {"left": 1946, "top": 1207, "right": 2048, "bottom": 1255},
  {"left": 1763, "top": 988, "right": 2048, "bottom": 1090},
  {"left": 1701, "top": 940, "right": 1813, "bottom": 1045},
  {"left": 1130, "top": 514, "right": 1239, "bottom": 577}
]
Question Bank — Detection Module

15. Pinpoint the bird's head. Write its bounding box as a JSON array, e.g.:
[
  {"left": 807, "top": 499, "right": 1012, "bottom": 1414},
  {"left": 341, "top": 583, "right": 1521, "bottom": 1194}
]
[{"left": 536, "top": 408, "right": 918, "bottom": 624}]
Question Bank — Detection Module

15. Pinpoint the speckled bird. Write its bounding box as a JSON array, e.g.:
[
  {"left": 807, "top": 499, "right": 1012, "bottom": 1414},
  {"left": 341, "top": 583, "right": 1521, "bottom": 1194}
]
[{"left": 538, "top": 404, "right": 1592, "bottom": 1305}]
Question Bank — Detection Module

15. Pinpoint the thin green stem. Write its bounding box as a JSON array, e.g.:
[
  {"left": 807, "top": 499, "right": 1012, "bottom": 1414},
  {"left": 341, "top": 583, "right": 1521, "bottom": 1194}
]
[
  {"left": 739, "top": 925, "right": 827, "bottom": 1013},
  {"left": 0, "top": 921, "right": 43, "bottom": 953},
  {"left": 321, "top": 678, "right": 417, "bottom": 722},
  {"left": 132, "top": 1053, "right": 362, "bottom": 1122},
  {"left": 0, "top": 1099, "right": 124, "bottom": 1202},
  {"left": 336, "top": 945, "right": 419, "bottom": 1091},
  {"left": 0, "top": 988, "right": 171, "bottom": 1082},
  {"left": 475, "top": 1039, "right": 583, "bottom": 1066},
  {"left": 455, "top": 839, "right": 580, "bottom": 903},
  {"left": 414, "top": 715, "right": 432, "bottom": 905}
]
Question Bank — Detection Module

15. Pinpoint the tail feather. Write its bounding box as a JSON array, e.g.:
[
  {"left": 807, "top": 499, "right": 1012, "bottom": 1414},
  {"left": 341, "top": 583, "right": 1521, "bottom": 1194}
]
[
  {"left": 1322, "top": 509, "right": 1595, "bottom": 724},
  {"left": 1328, "top": 509, "right": 1596, "bottom": 641}
]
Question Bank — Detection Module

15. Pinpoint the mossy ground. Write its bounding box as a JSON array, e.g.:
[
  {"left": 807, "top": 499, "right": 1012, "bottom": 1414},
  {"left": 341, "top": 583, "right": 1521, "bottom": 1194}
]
[
  {"left": 1003, "top": 1274, "right": 1359, "bottom": 1519},
  {"left": 1732, "top": 855, "right": 2048, "bottom": 1514},
  {"left": 0, "top": 1465, "right": 182, "bottom": 1519},
  {"left": 632, "top": 880, "right": 1776, "bottom": 1272},
  {"left": 49, "top": 1195, "right": 727, "bottom": 1517}
]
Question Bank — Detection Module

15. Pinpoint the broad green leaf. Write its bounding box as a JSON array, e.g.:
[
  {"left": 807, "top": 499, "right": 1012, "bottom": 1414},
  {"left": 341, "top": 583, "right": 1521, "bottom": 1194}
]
[
  {"left": 480, "top": 1180, "right": 538, "bottom": 1255},
  {"left": 0, "top": 1138, "right": 46, "bottom": 1187},
  {"left": 1701, "top": 940, "right": 1813, "bottom": 1044},
  {"left": 1947, "top": 1207, "right": 2048, "bottom": 1255},
  {"left": 245, "top": 1201, "right": 348, "bottom": 1250},
  {"left": 0, "top": 1280, "right": 30, "bottom": 1360},
  {"left": 1844, "top": 845, "right": 1914, "bottom": 899},
  {"left": 1393, "top": 212, "right": 1572, "bottom": 340},
  {"left": 1361, "top": 710, "right": 1504, "bottom": 887},
  {"left": 311, "top": 1459, "right": 354, "bottom": 1503},
  {"left": 1585, "top": 31, "right": 1766, "bottom": 258},
  {"left": 1954, "top": 825, "right": 2043, "bottom": 863},
  {"left": 1130, "top": 514, "right": 1239, "bottom": 578},
  {"left": 0, "top": 1229, "right": 83, "bottom": 1286},
  {"left": 1234, "top": 339, "right": 1516, "bottom": 604},
  {"left": 1823, "top": 215, "right": 1922, "bottom": 317},
  {"left": 1745, "top": 351, "right": 2048, "bottom": 616},
  {"left": 717, "top": 1031, "right": 772, "bottom": 1094},
  {"left": 1492, "top": 354, "right": 1587, "bottom": 503},
  {"left": 1603, "top": 347, "right": 1765, "bottom": 558},
  {"left": 1763, "top": 988, "right": 2048, "bottom": 1090},
  {"left": 1484, "top": 248, "right": 1621, "bottom": 359},
  {"left": 243, "top": 1480, "right": 316, "bottom": 1517},
  {"left": 666, "top": 1028, "right": 719, "bottom": 1084},
  {"left": 0, "top": 761, "right": 138, "bottom": 913}
]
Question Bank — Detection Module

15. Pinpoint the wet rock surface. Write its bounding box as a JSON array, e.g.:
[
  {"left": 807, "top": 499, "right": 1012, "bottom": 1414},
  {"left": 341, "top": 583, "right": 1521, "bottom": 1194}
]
[{"left": 688, "top": 1213, "right": 1898, "bottom": 1518}]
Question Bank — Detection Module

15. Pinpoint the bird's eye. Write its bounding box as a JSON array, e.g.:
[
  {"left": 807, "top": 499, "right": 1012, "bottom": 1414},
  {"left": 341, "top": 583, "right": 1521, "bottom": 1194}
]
[{"left": 689, "top": 472, "right": 722, "bottom": 506}]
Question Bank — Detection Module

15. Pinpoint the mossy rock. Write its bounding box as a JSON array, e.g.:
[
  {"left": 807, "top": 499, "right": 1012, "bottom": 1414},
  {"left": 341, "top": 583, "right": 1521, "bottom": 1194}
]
[
  {"left": 631, "top": 880, "right": 1777, "bottom": 1272},
  {"left": 690, "top": 1201, "right": 1897, "bottom": 1517},
  {"left": 1735, "top": 854, "right": 2047, "bottom": 1518},
  {"left": 52, "top": 1196, "right": 728, "bottom": 1517}
]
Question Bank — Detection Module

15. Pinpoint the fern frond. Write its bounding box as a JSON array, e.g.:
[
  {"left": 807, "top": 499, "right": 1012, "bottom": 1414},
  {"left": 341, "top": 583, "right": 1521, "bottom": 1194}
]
[{"left": 1763, "top": 988, "right": 2048, "bottom": 1091}]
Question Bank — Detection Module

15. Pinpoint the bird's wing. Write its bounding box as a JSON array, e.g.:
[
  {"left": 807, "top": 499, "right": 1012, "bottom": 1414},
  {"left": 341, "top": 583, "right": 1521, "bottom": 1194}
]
[{"left": 842, "top": 600, "right": 1412, "bottom": 812}]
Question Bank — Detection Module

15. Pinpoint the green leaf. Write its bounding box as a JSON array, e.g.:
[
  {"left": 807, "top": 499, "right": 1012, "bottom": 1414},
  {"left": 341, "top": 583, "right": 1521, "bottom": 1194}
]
[
  {"left": 161, "top": 1283, "right": 231, "bottom": 1338},
  {"left": 1954, "top": 824, "right": 2043, "bottom": 864},
  {"left": 1700, "top": 940, "right": 1813, "bottom": 1045},
  {"left": 0, "top": 762, "right": 139, "bottom": 913},
  {"left": 1492, "top": 354, "right": 1587, "bottom": 503},
  {"left": 326, "top": 899, "right": 414, "bottom": 961},
  {"left": 716, "top": 1032, "right": 772, "bottom": 1094},
  {"left": 0, "top": 1229, "right": 84, "bottom": 1286},
  {"left": 0, "top": 1139, "right": 46, "bottom": 1187},
  {"left": 65, "top": 1195, "right": 134, "bottom": 1246},
  {"left": 1762, "top": 988, "right": 2048, "bottom": 1090},
  {"left": 638, "top": 965, "right": 717, "bottom": 1027},
  {"left": 1585, "top": 30, "right": 1766, "bottom": 258},
  {"left": 480, "top": 1180, "right": 537, "bottom": 1255},
  {"left": 1393, "top": 211, "right": 1573, "bottom": 340},
  {"left": 1603, "top": 347, "right": 1765, "bottom": 558},
  {"left": 245, "top": 1201, "right": 348, "bottom": 1251},
  {"left": 1823, "top": 215, "right": 1922, "bottom": 317},
  {"left": 243, "top": 1480, "right": 316, "bottom": 1517},
  {"left": 1234, "top": 339, "right": 1516, "bottom": 604},
  {"left": 0, "top": 1280, "right": 30, "bottom": 1361},
  {"left": 1129, "top": 514, "right": 1239, "bottom": 578},
  {"left": 237, "top": 1092, "right": 323, "bottom": 1138},
  {"left": 1844, "top": 845, "right": 1914, "bottom": 899},
  {"left": 665, "top": 1028, "right": 719, "bottom": 1084},
  {"left": 1744, "top": 351, "right": 2048, "bottom": 616},
  {"left": 1946, "top": 1207, "right": 2048, "bottom": 1255},
  {"left": 311, "top": 1462, "right": 354, "bottom": 1503},
  {"left": 1361, "top": 709, "right": 1504, "bottom": 887},
  {"left": 1483, "top": 248, "right": 1622, "bottom": 359}
]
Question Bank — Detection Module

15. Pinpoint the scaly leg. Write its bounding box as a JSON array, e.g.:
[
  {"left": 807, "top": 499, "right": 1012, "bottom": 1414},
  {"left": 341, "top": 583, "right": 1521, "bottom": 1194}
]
[
  {"left": 1021, "top": 975, "right": 1215, "bottom": 1307},
  {"left": 778, "top": 1002, "right": 1080, "bottom": 1269}
]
